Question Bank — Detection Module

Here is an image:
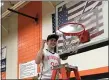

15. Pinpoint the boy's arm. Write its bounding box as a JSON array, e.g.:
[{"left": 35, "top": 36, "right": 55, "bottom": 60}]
[{"left": 35, "top": 40, "right": 46, "bottom": 64}]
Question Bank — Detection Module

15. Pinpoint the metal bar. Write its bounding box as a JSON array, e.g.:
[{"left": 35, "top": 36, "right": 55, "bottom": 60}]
[{"left": 8, "top": 8, "right": 36, "bottom": 20}]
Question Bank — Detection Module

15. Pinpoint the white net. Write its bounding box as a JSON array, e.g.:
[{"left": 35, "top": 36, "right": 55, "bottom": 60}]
[
  {"left": 57, "top": 31, "right": 80, "bottom": 54},
  {"left": 62, "top": 36, "right": 80, "bottom": 54}
]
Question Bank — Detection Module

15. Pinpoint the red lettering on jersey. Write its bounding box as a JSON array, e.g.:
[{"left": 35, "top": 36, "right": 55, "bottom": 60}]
[{"left": 47, "top": 56, "right": 59, "bottom": 61}]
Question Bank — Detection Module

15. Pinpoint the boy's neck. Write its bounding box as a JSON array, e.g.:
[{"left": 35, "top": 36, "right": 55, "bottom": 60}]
[{"left": 48, "top": 47, "right": 54, "bottom": 52}]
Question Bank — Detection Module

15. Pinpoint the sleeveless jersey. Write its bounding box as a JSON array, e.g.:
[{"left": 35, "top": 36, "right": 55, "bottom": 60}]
[{"left": 38, "top": 49, "right": 60, "bottom": 79}]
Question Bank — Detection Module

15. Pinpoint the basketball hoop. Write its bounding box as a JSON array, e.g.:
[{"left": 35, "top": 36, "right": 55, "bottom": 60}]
[{"left": 56, "top": 22, "right": 86, "bottom": 54}]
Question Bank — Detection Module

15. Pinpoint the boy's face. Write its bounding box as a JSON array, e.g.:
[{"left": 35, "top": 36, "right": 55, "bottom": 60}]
[{"left": 47, "top": 38, "right": 57, "bottom": 48}]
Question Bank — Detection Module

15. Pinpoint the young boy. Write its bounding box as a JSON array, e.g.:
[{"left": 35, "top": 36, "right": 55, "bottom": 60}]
[{"left": 35, "top": 34, "right": 61, "bottom": 79}]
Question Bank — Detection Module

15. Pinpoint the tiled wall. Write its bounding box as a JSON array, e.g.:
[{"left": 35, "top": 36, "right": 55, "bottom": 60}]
[{"left": 18, "top": 1, "right": 42, "bottom": 79}]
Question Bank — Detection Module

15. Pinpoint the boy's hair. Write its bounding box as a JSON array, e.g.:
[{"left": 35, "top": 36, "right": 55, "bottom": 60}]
[{"left": 47, "top": 34, "right": 59, "bottom": 41}]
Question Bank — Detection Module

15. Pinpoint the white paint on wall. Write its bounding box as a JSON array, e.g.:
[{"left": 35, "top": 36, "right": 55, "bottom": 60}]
[
  {"left": 61, "top": 46, "right": 108, "bottom": 71},
  {"left": 42, "top": 2, "right": 55, "bottom": 49},
  {"left": 42, "top": 2, "right": 55, "bottom": 40},
  {"left": 102, "top": 1, "right": 108, "bottom": 39},
  {"left": 2, "top": 14, "right": 18, "bottom": 79}
]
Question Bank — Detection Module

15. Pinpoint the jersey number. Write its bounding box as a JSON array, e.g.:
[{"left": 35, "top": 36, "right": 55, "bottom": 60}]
[{"left": 50, "top": 62, "right": 58, "bottom": 69}]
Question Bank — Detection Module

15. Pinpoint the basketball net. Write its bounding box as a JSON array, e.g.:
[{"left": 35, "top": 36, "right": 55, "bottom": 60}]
[
  {"left": 56, "top": 23, "right": 85, "bottom": 55},
  {"left": 57, "top": 32, "right": 80, "bottom": 54}
]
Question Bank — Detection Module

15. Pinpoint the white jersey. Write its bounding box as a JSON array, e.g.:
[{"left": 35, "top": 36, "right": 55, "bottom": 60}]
[{"left": 38, "top": 49, "right": 60, "bottom": 79}]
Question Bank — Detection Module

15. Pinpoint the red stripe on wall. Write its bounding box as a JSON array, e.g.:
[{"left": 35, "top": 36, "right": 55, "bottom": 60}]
[
  {"left": 59, "top": 66, "right": 108, "bottom": 79},
  {"left": 70, "top": 66, "right": 109, "bottom": 77},
  {"left": 18, "top": 1, "right": 42, "bottom": 79}
]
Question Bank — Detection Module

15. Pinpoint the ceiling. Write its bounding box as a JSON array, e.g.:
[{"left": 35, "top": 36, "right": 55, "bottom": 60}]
[
  {"left": 1, "top": 1, "right": 19, "bottom": 13},
  {"left": 1, "top": 1, "right": 61, "bottom": 14}
]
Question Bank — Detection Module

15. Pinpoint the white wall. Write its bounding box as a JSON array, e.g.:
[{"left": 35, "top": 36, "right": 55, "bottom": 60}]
[
  {"left": 61, "top": 46, "right": 108, "bottom": 71},
  {"left": 2, "top": 14, "right": 18, "bottom": 79},
  {"left": 42, "top": 2, "right": 55, "bottom": 40},
  {"left": 42, "top": 2, "right": 55, "bottom": 48},
  {"left": 102, "top": 1, "right": 108, "bottom": 39}
]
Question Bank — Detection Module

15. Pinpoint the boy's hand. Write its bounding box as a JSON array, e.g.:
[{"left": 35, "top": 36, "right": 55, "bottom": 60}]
[{"left": 41, "top": 40, "right": 46, "bottom": 49}]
